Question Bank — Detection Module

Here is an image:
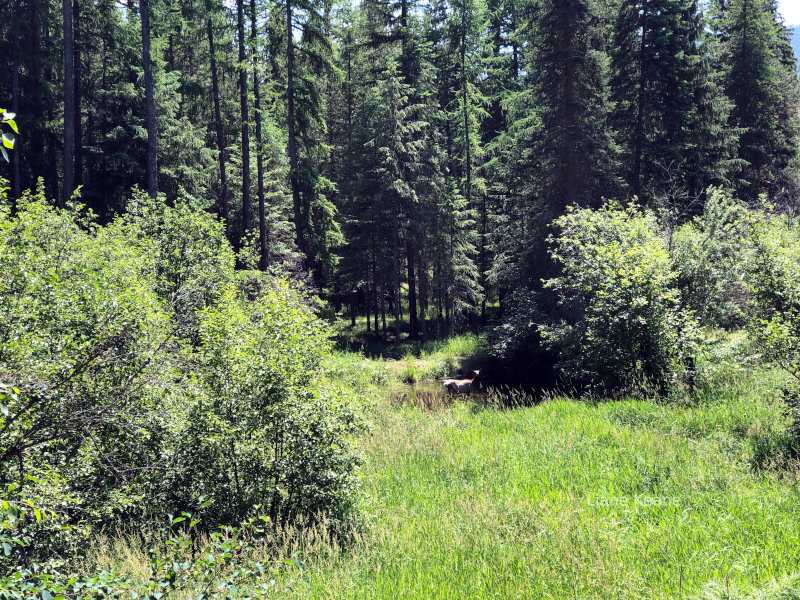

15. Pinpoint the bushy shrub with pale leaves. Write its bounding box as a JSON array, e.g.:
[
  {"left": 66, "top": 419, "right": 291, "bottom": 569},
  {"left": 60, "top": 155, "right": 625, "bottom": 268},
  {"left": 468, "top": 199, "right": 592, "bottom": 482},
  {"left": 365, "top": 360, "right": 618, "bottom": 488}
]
[{"left": 540, "top": 203, "right": 699, "bottom": 394}]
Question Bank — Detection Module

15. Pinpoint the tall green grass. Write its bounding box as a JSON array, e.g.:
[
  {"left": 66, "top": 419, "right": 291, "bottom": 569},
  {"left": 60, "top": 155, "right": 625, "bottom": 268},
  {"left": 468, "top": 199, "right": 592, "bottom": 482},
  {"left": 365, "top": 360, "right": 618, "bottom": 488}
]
[
  {"left": 267, "top": 378, "right": 800, "bottom": 599},
  {"left": 87, "top": 353, "right": 800, "bottom": 599},
  {"left": 329, "top": 333, "right": 485, "bottom": 384}
]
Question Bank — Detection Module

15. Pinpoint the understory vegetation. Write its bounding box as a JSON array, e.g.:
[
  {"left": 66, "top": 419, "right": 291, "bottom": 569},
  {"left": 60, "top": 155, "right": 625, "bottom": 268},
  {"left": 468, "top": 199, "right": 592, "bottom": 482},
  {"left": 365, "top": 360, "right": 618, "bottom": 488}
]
[
  {"left": 66, "top": 360, "right": 800, "bottom": 599},
  {"left": 3, "top": 179, "right": 800, "bottom": 597},
  {"left": 2, "top": 0, "right": 800, "bottom": 594},
  {"left": 0, "top": 184, "right": 366, "bottom": 595}
]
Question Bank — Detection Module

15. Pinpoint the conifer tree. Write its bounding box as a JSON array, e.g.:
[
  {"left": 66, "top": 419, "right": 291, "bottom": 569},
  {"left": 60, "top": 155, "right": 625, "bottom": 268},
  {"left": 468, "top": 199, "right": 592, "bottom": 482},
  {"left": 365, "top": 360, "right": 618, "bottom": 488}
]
[
  {"left": 236, "top": 0, "right": 252, "bottom": 236},
  {"left": 62, "top": 0, "right": 74, "bottom": 205},
  {"left": 493, "top": 0, "right": 617, "bottom": 293},
  {"left": 282, "top": 0, "right": 342, "bottom": 284},
  {"left": 140, "top": 0, "right": 158, "bottom": 198},
  {"left": 251, "top": 0, "right": 268, "bottom": 268},
  {"left": 207, "top": 5, "right": 230, "bottom": 234},
  {"left": 610, "top": 0, "right": 738, "bottom": 208},
  {"left": 722, "top": 0, "right": 800, "bottom": 204}
]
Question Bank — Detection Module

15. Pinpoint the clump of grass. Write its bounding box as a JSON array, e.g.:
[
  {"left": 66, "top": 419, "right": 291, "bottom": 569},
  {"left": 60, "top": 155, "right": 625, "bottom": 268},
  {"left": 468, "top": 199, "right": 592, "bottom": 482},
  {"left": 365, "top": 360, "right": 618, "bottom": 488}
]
[
  {"left": 85, "top": 516, "right": 346, "bottom": 590},
  {"left": 417, "top": 355, "right": 456, "bottom": 380},
  {"left": 86, "top": 533, "right": 151, "bottom": 583},
  {"left": 696, "top": 574, "right": 800, "bottom": 599},
  {"left": 326, "top": 350, "right": 391, "bottom": 394},
  {"left": 401, "top": 354, "right": 418, "bottom": 384},
  {"left": 439, "top": 333, "right": 484, "bottom": 358}
]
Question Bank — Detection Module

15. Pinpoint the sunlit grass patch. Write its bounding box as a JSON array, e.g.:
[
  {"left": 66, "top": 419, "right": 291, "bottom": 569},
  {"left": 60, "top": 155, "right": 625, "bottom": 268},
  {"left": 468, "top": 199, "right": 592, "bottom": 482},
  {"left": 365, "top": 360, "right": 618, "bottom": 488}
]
[{"left": 271, "top": 388, "right": 800, "bottom": 600}]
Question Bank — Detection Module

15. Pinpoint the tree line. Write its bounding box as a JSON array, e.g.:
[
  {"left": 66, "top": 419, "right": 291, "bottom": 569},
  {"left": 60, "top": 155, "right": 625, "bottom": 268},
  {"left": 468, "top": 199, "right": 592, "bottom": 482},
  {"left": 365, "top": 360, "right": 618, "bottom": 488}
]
[{"left": 1, "top": 0, "right": 798, "bottom": 338}]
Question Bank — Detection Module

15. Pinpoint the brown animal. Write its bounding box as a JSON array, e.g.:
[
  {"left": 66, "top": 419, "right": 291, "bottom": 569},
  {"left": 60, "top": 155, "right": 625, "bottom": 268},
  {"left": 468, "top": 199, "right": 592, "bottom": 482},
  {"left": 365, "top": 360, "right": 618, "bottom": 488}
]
[{"left": 443, "top": 370, "right": 480, "bottom": 395}]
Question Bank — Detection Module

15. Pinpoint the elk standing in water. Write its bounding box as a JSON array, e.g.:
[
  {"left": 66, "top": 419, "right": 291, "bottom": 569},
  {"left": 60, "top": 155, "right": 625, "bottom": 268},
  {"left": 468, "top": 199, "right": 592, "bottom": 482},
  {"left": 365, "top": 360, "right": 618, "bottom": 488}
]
[{"left": 443, "top": 370, "right": 480, "bottom": 394}]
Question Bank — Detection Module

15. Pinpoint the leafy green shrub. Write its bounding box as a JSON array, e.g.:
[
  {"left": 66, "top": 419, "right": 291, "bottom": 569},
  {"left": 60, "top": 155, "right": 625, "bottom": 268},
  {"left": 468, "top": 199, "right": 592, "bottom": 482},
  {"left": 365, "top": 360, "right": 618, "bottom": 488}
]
[
  {"left": 0, "top": 494, "right": 305, "bottom": 599},
  {"left": 0, "top": 185, "right": 172, "bottom": 519},
  {"left": 540, "top": 203, "right": 699, "bottom": 394},
  {"left": 0, "top": 182, "right": 366, "bottom": 541},
  {"left": 121, "top": 189, "right": 236, "bottom": 320},
  {"left": 165, "top": 284, "right": 365, "bottom": 527},
  {"left": 746, "top": 212, "right": 800, "bottom": 456},
  {"left": 671, "top": 188, "right": 752, "bottom": 329}
]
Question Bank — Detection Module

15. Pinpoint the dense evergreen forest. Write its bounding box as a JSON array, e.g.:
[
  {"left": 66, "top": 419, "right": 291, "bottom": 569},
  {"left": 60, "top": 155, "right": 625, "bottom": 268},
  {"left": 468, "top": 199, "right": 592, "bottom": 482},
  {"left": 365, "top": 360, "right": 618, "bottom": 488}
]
[
  {"left": 5, "top": 0, "right": 800, "bottom": 596},
  {"left": 2, "top": 0, "right": 798, "bottom": 338}
]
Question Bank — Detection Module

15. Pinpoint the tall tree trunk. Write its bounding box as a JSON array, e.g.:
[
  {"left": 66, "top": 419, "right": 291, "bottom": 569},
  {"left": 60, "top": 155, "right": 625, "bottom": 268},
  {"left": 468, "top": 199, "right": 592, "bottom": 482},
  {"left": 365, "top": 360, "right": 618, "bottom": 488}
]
[
  {"left": 406, "top": 238, "right": 418, "bottom": 338},
  {"left": 461, "top": 24, "right": 471, "bottom": 208},
  {"left": 366, "top": 283, "right": 371, "bottom": 332},
  {"left": 480, "top": 195, "right": 487, "bottom": 321},
  {"left": 436, "top": 273, "right": 443, "bottom": 339},
  {"left": 371, "top": 232, "right": 380, "bottom": 336},
  {"left": 236, "top": 0, "right": 252, "bottom": 236},
  {"left": 31, "top": 2, "right": 46, "bottom": 185},
  {"left": 487, "top": 4, "right": 505, "bottom": 140},
  {"left": 44, "top": 19, "right": 59, "bottom": 202},
  {"left": 207, "top": 17, "right": 229, "bottom": 235},
  {"left": 418, "top": 250, "right": 428, "bottom": 338},
  {"left": 250, "top": 0, "right": 268, "bottom": 269},
  {"left": 392, "top": 227, "right": 402, "bottom": 339},
  {"left": 11, "top": 1, "right": 21, "bottom": 200},
  {"left": 381, "top": 284, "right": 387, "bottom": 337},
  {"left": 287, "top": 0, "right": 304, "bottom": 261},
  {"left": 633, "top": 3, "right": 647, "bottom": 200},
  {"left": 73, "top": 0, "right": 82, "bottom": 188},
  {"left": 377, "top": 229, "right": 387, "bottom": 337},
  {"left": 62, "top": 0, "right": 74, "bottom": 207},
  {"left": 140, "top": 0, "right": 158, "bottom": 198},
  {"left": 561, "top": 0, "right": 578, "bottom": 208}
]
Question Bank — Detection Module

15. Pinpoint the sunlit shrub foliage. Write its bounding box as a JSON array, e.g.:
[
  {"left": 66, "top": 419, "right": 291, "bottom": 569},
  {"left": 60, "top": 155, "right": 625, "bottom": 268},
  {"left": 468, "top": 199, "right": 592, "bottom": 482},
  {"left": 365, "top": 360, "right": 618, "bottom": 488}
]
[
  {"left": 540, "top": 202, "right": 700, "bottom": 394},
  {"left": 0, "top": 182, "right": 365, "bottom": 544},
  {"left": 746, "top": 210, "right": 800, "bottom": 455},
  {"left": 671, "top": 188, "right": 752, "bottom": 329}
]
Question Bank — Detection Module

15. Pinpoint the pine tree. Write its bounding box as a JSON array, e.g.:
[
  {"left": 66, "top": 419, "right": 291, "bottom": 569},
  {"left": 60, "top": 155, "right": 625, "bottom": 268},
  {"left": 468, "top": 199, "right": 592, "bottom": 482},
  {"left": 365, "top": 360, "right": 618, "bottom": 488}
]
[
  {"left": 681, "top": 2, "right": 741, "bottom": 205},
  {"left": 236, "top": 0, "right": 252, "bottom": 236},
  {"left": 63, "top": 0, "right": 75, "bottom": 205},
  {"left": 722, "top": 0, "right": 800, "bottom": 204},
  {"left": 140, "top": 0, "right": 158, "bottom": 197},
  {"left": 446, "top": 0, "right": 489, "bottom": 319},
  {"left": 369, "top": 61, "right": 425, "bottom": 334},
  {"left": 207, "top": 3, "right": 230, "bottom": 234},
  {"left": 73, "top": 0, "right": 82, "bottom": 189},
  {"left": 250, "top": 0, "right": 268, "bottom": 269},
  {"left": 534, "top": 0, "right": 617, "bottom": 212},
  {"left": 282, "top": 0, "right": 342, "bottom": 285},
  {"left": 10, "top": 0, "right": 21, "bottom": 200},
  {"left": 492, "top": 0, "right": 618, "bottom": 294},
  {"left": 610, "top": 0, "right": 738, "bottom": 208}
]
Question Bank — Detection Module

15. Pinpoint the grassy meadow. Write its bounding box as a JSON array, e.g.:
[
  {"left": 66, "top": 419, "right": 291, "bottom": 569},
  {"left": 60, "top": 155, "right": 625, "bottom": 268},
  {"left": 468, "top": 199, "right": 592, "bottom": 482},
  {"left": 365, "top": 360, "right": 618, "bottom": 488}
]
[
  {"left": 273, "top": 390, "right": 798, "bottom": 598},
  {"left": 91, "top": 334, "right": 800, "bottom": 599}
]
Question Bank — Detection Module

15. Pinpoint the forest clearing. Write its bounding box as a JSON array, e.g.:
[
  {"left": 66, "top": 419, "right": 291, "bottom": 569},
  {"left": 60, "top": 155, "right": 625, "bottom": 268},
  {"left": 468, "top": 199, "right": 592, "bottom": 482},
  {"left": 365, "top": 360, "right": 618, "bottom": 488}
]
[
  {"left": 83, "top": 333, "right": 800, "bottom": 599},
  {"left": 3, "top": 0, "right": 800, "bottom": 596}
]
